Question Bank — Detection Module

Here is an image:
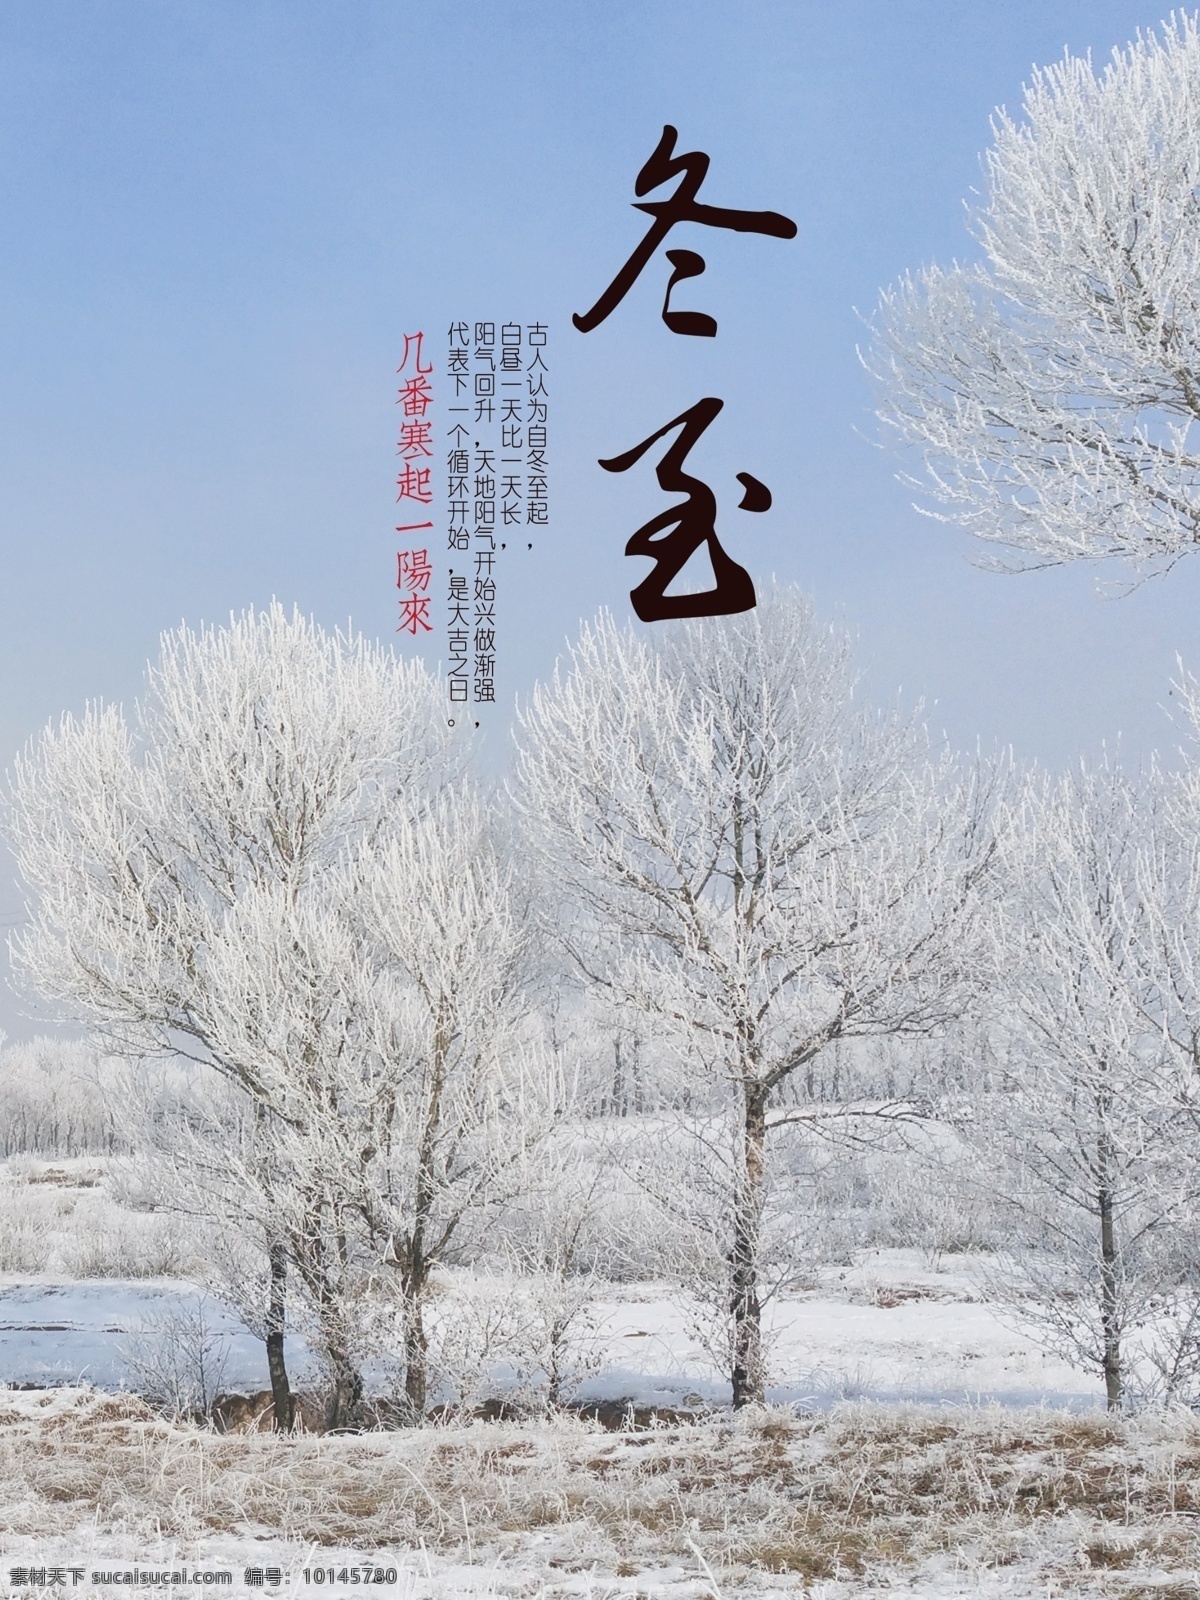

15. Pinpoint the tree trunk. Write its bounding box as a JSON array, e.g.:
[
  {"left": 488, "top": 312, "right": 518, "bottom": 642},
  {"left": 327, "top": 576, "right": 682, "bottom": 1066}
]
[
  {"left": 398, "top": 1013, "right": 449, "bottom": 1422},
  {"left": 324, "top": 1349, "right": 367, "bottom": 1433},
  {"left": 306, "top": 1270, "right": 367, "bottom": 1431},
  {"left": 730, "top": 1083, "right": 767, "bottom": 1408},
  {"left": 403, "top": 1291, "right": 429, "bottom": 1419},
  {"left": 1097, "top": 1127, "right": 1123, "bottom": 1412},
  {"left": 612, "top": 1038, "right": 626, "bottom": 1117},
  {"left": 264, "top": 1240, "right": 294, "bottom": 1432}
]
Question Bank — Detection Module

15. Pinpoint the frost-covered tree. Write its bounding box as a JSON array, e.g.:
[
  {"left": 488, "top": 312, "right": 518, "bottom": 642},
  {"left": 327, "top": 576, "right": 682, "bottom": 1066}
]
[
  {"left": 134, "top": 1077, "right": 305, "bottom": 1430},
  {"left": 867, "top": 15, "right": 1200, "bottom": 574},
  {"left": 351, "top": 788, "right": 552, "bottom": 1416},
  {"left": 513, "top": 589, "right": 998, "bottom": 1406},
  {"left": 1147, "top": 664, "right": 1200, "bottom": 1064},
  {"left": 181, "top": 786, "right": 552, "bottom": 1422},
  {"left": 3, "top": 603, "right": 458, "bottom": 1054},
  {"left": 0, "top": 1038, "right": 125, "bottom": 1157},
  {"left": 1, "top": 604, "right": 475, "bottom": 1428},
  {"left": 970, "top": 760, "right": 1199, "bottom": 1409}
]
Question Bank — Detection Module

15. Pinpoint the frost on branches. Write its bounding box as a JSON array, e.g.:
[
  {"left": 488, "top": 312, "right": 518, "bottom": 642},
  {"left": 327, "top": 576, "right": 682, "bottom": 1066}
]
[
  {"left": 960, "top": 759, "right": 1200, "bottom": 1410},
  {"left": 2, "top": 605, "right": 554, "bottom": 1430},
  {"left": 513, "top": 590, "right": 1001, "bottom": 1406},
  {"left": 866, "top": 15, "right": 1200, "bottom": 574},
  {"left": 19, "top": 590, "right": 1200, "bottom": 1428}
]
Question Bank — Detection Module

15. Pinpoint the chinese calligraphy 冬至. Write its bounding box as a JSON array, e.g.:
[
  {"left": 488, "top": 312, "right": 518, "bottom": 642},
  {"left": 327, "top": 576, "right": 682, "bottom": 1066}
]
[{"left": 577, "top": 125, "right": 795, "bottom": 618}]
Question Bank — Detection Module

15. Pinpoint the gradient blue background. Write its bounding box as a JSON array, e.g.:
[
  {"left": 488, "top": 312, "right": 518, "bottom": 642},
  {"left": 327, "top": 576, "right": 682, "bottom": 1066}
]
[{"left": 2, "top": 0, "right": 1197, "bottom": 1034}]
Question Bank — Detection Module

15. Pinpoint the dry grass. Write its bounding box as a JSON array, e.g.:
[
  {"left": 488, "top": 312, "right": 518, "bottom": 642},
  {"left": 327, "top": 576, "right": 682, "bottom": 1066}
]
[{"left": 3, "top": 1388, "right": 1200, "bottom": 1591}]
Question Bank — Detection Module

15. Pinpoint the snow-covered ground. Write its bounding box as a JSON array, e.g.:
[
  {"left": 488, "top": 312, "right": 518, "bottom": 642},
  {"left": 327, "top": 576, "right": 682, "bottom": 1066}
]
[
  {"left": 0, "top": 1249, "right": 1101, "bottom": 1411},
  {"left": 0, "top": 1528, "right": 1094, "bottom": 1600},
  {"left": 0, "top": 1383, "right": 1193, "bottom": 1600},
  {"left": 0, "top": 1163, "right": 1175, "bottom": 1597},
  {"left": 584, "top": 1250, "right": 1100, "bottom": 1412},
  {"left": 0, "top": 1280, "right": 293, "bottom": 1391}
]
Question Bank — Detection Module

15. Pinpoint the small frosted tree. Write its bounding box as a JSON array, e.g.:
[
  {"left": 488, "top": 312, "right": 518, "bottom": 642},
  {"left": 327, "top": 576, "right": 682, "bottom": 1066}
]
[
  {"left": 183, "top": 786, "right": 552, "bottom": 1422},
  {"left": 352, "top": 788, "right": 552, "bottom": 1417},
  {"left": 513, "top": 589, "right": 998, "bottom": 1406},
  {"left": 1149, "top": 662, "right": 1200, "bottom": 1058},
  {"left": 970, "top": 759, "right": 1198, "bottom": 1409},
  {"left": 867, "top": 15, "right": 1200, "bottom": 575}
]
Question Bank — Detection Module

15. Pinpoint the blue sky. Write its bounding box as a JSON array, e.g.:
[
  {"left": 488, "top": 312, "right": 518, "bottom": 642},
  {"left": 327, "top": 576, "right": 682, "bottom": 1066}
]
[{"left": 2, "top": 0, "right": 1199, "bottom": 1031}]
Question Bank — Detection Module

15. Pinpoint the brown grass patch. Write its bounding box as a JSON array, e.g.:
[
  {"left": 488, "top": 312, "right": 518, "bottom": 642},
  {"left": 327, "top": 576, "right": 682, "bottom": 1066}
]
[{"left": 2, "top": 1389, "right": 1200, "bottom": 1591}]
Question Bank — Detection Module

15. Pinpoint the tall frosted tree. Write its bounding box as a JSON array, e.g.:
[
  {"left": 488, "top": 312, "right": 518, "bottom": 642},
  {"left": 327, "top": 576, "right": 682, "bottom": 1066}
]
[
  {"left": 867, "top": 16, "right": 1200, "bottom": 575},
  {"left": 2, "top": 603, "right": 476, "bottom": 1429},
  {"left": 864, "top": 14, "right": 1200, "bottom": 1398},
  {"left": 513, "top": 588, "right": 998, "bottom": 1406}
]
